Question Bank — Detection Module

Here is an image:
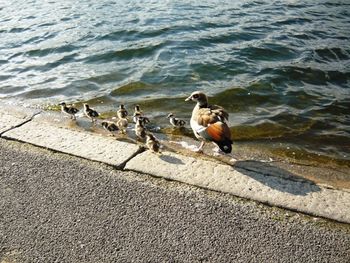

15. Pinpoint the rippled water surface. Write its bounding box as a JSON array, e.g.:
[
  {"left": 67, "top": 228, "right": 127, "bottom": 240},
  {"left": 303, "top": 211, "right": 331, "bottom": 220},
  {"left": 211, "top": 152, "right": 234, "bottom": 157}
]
[{"left": 0, "top": 0, "right": 349, "bottom": 164}]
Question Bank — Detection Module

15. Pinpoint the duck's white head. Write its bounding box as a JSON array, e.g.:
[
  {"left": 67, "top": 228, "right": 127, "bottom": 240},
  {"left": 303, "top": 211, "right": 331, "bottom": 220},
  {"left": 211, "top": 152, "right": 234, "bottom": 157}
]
[{"left": 185, "top": 91, "right": 208, "bottom": 106}]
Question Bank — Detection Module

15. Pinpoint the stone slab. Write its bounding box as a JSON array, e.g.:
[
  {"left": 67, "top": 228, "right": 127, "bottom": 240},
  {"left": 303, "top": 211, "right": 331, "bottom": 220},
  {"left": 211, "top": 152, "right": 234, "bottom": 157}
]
[
  {"left": 2, "top": 120, "right": 142, "bottom": 168},
  {"left": 125, "top": 151, "right": 350, "bottom": 224},
  {"left": 0, "top": 114, "right": 28, "bottom": 135},
  {"left": 0, "top": 104, "right": 39, "bottom": 135}
]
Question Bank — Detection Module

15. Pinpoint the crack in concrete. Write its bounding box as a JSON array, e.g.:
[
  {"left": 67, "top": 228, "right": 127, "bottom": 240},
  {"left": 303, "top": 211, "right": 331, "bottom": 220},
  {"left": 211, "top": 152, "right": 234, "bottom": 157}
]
[{"left": 0, "top": 111, "right": 42, "bottom": 137}]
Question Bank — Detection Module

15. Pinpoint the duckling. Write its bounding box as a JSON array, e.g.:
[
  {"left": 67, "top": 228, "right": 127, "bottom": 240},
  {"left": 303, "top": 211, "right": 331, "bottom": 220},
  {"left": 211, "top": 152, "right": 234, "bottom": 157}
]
[
  {"left": 117, "top": 104, "right": 128, "bottom": 119},
  {"left": 138, "top": 116, "right": 150, "bottom": 126},
  {"left": 135, "top": 118, "right": 147, "bottom": 140},
  {"left": 83, "top": 104, "right": 99, "bottom": 123},
  {"left": 59, "top": 102, "right": 79, "bottom": 120},
  {"left": 117, "top": 117, "right": 128, "bottom": 134},
  {"left": 167, "top": 113, "right": 186, "bottom": 127},
  {"left": 133, "top": 105, "right": 152, "bottom": 126},
  {"left": 101, "top": 121, "right": 119, "bottom": 136},
  {"left": 146, "top": 133, "right": 161, "bottom": 154},
  {"left": 133, "top": 104, "right": 143, "bottom": 123}
]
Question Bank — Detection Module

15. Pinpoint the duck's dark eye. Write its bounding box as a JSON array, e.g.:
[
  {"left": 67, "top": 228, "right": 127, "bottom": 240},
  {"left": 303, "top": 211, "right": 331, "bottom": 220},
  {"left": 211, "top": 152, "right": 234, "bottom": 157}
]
[{"left": 192, "top": 94, "right": 199, "bottom": 99}]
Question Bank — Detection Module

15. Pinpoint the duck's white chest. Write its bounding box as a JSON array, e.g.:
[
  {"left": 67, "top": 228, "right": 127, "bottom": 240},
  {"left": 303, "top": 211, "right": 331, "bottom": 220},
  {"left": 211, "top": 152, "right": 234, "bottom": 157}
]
[{"left": 190, "top": 117, "right": 205, "bottom": 140}]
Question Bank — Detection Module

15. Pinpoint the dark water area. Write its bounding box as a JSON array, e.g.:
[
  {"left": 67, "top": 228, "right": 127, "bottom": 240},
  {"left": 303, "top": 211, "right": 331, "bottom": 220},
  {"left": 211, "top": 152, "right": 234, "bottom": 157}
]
[{"left": 0, "top": 0, "right": 349, "bottom": 166}]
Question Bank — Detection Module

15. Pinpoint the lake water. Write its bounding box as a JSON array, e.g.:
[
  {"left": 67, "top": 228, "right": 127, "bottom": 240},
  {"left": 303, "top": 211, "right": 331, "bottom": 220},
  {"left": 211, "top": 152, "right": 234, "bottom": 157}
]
[{"left": 0, "top": 0, "right": 349, "bottom": 166}]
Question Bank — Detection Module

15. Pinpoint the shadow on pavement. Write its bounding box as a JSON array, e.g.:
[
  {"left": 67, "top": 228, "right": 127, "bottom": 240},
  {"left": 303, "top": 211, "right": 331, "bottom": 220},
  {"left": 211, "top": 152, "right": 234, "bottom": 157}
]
[
  {"left": 159, "top": 154, "right": 185, "bottom": 165},
  {"left": 234, "top": 160, "right": 321, "bottom": 196}
]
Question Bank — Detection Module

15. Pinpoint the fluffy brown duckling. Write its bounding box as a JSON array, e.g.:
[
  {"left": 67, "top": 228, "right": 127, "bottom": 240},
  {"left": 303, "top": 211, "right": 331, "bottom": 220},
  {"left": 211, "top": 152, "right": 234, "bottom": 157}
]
[
  {"left": 185, "top": 91, "right": 232, "bottom": 153},
  {"left": 167, "top": 113, "right": 186, "bottom": 127},
  {"left": 101, "top": 121, "right": 119, "bottom": 135},
  {"left": 83, "top": 103, "right": 99, "bottom": 123},
  {"left": 59, "top": 102, "right": 79, "bottom": 120},
  {"left": 117, "top": 117, "right": 128, "bottom": 134},
  {"left": 137, "top": 116, "right": 150, "bottom": 126},
  {"left": 146, "top": 133, "right": 161, "bottom": 154},
  {"left": 117, "top": 104, "right": 128, "bottom": 119},
  {"left": 133, "top": 105, "right": 151, "bottom": 125},
  {"left": 135, "top": 118, "right": 147, "bottom": 140},
  {"left": 133, "top": 104, "right": 143, "bottom": 123}
]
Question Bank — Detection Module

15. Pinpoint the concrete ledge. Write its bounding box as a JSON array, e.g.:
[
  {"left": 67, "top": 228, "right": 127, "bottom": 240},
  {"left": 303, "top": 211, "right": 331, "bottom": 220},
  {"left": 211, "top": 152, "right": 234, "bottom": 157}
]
[
  {"left": 0, "top": 105, "right": 39, "bottom": 135},
  {"left": 2, "top": 119, "right": 142, "bottom": 168},
  {"left": 125, "top": 151, "right": 350, "bottom": 224},
  {"left": 1, "top": 105, "right": 349, "bottom": 224}
]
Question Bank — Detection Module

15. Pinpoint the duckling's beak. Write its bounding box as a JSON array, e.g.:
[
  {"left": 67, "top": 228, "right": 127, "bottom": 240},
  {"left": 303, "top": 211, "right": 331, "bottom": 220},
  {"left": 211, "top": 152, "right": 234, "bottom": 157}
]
[{"left": 185, "top": 95, "right": 192, "bottom": 101}]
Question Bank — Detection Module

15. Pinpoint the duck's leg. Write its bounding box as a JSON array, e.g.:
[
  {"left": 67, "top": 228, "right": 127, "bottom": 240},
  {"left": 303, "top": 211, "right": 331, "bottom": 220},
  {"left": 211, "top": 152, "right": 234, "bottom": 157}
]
[{"left": 194, "top": 141, "right": 205, "bottom": 153}]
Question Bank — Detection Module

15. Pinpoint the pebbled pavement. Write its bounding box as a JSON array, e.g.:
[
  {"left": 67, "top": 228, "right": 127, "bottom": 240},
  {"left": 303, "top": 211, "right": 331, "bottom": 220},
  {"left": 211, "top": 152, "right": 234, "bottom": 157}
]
[{"left": 0, "top": 139, "right": 349, "bottom": 262}]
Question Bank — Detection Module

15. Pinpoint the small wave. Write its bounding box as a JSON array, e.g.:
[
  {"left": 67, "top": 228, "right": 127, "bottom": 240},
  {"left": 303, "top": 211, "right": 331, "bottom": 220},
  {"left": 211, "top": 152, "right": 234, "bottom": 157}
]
[
  {"left": 37, "top": 22, "right": 56, "bottom": 28},
  {"left": 259, "top": 66, "right": 350, "bottom": 85},
  {"left": 273, "top": 17, "right": 312, "bottom": 26},
  {"left": 84, "top": 41, "right": 166, "bottom": 64},
  {"left": 86, "top": 72, "right": 127, "bottom": 85},
  {"left": 8, "top": 27, "right": 29, "bottom": 33},
  {"left": 185, "top": 29, "right": 267, "bottom": 48},
  {"left": 239, "top": 43, "right": 297, "bottom": 61},
  {"left": 0, "top": 75, "right": 12, "bottom": 81},
  {"left": 209, "top": 86, "right": 279, "bottom": 112},
  {"left": 20, "top": 53, "right": 77, "bottom": 74},
  {"left": 0, "top": 85, "right": 27, "bottom": 96},
  {"left": 110, "top": 81, "right": 160, "bottom": 98},
  {"left": 22, "top": 32, "right": 58, "bottom": 46},
  {"left": 26, "top": 43, "right": 78, "bottom": 57},
  {"left": 308, "top": 99, "right": 350, "bottom": 118},
  {"left": 99, "top": 27, "right": 171, "bottom": 42},
  {"left": 232, "top": 121, "right": 292, "bottom": 140},
  {"left": 313, "top": 47, "right": 350, "bottom": 62},
  {"left": 21, "top": 87, "right": 64, "bottom": 99}
]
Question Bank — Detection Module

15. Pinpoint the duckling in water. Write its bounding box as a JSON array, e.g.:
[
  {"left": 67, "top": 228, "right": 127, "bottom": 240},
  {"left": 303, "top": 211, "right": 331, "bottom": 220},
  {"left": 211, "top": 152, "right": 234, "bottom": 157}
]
[
  {"left": 101, "top": 121, "right": 119, "bottom": 136},
  {"left": 146, "top": 133, "right": 161, "bottom": 154},
  {"left": 83, "top": 104, "right": 99, "bottom": 123},
  {"left": 59, "top": 102, "right": 79, "bottom": 120},
  {"left": 117, "top": 104, "right": 128, "bottom": 119},
  {"left": 167, "top": 113, "right": 186, "bottom": 127}
]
